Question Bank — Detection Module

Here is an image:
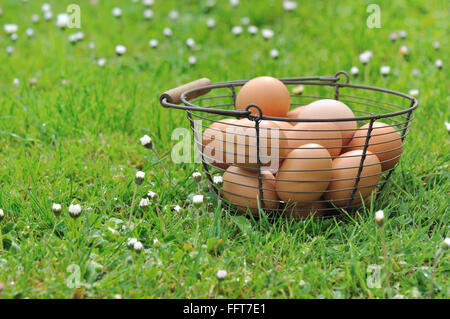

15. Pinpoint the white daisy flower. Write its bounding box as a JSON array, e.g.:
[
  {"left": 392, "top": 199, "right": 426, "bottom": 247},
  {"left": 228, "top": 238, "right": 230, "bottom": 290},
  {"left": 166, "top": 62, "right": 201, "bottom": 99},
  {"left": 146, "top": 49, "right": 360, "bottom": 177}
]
[
  {"left": 283, "top": 1, "right": 298, "bottom": 11},
  {"left": 43, "top": 11, "right": 53, "bottom": 21},
  {"left": 359, "top": 50, "right": 373, "bottom": 64},
  {"left": 261, "top": 28, "right": 274, "bottom": 39},
  {"left": 216, "top": 269, "right": 227, "bottom": 279},
  {"left": 206, "top": 18, "right": 216, "bottom": 29},
  {"left": 411, "top": 68, "right": 420, "bottom": 76},
  {"left": 186, "top": 38, "right": 195, "bottom": 48},
  {"left": 206, "top": 0, "right": 216, "bottom": 8},
  {"left": 143, "top": 9, "right": 153, "bottom": 20},
  {"left": 142, "top": 0, "right": 154, "bottom": 6},
  {"left": 52, "top": 203, "right": 62, "bottom": 215},
  {"left": 188, "top": 56, "right": 197, "bottom": 65},
  {"left": 115, "top": 44, "right": 126, "bottom": 56},
  {"left": 31, "top": 14, "right": 40, "bottom": 23},
  {"left": 140, "top": 134, "right": 153, "bottom": 148},
  {"left": 399, "top": 30, "right": 407, "bottom": 39},
  {"left": 112, "top": 7, "right": 122, "bottom": 18},
  {"left": 247, "top": 25, "right": 258, "bottom": 35},
  {"left": 13, "top": 78, "right": 20, "bottom": 87},
  {"left": 400, "top": 45, "right": 408, "bottom": 56},
  {"left": 442, "top": 237, "right": 450, "bottom": 250},
  {"left": 147, "top": 191, "right": 158, "bottom": 202},
  {"left": 56, "top": 13, "right": 69, "bottom": 28},
  {"left": 134, "top": 171, "right": 145, "bottom": 185},
  {"left": 149, "top": 39, "right": 158, "bottom": 48},
  {"left": 213, "top": 175, "right": 223, "bottom": 185},
  {"left": 193, "top": 194, "right": 204, "bottom": 207},
  {"left": 350, "top": 66, "right": 359, "bottom": 76},
  {"left": 229, "top": 0, "right": 239, "bottom": 6},
  {"left": 169, "top": 10, "right": 179, "bottom": 20},
  {"left": 232, "top": 25, "right": 243, "bottom": 35},
  {"left": 163, "top": 27, "right": 173, "bottom": 37},
  {"left": 292, "top": 85, "right": 304, "bottom": 95},
  {"left": 192, "top": 171, "right": 202, "bottom": 182},
  {"left": 389, "top": 32, "right": 397, "bottom": 42},
  {"left": 380, "top": 65, "right": 390, "bottom": 76},
  {"left": 6, "top": 46, "right": 14, "bottom": 55},
  {"left": 4, "top": 24, "right": 18, "bottom": 34},
  {"left": 26, "top": 28, "right": 35, "bottom": 37},
  {"left": 408, "top": 89, "right": 419, "bottom": 97},
  {"left": 139, "top": 197, "right": 150, "bottom": 208},
  {"left": 433, "top": 41, "right": 440, "bottom": 50},
  {"left": 133, "top": 241, "right": 144, "bottom": 252},
  {"left": 41, "top": 3, "right": 51, "bottom": 12},
  {"left": 375, "top": 210, "right": 384, "bottom": 226},
  {"left": 68, "top": 204, "right": 82, "bottom": 218},
  {"left": 127, "top": 237, "right": 138, "bottom": 248},
  {"left": 0, "top": 208, "right": 4, "bottom": 221},
  {"left": 269, "top": 49, "right": 279, "bottom": 59},
  {"left": 445, "top": 121, "right": 450, "bottom": 132},
  {"left": 153, "top": 237, "right": 159, "bottom": 245},
  {"left": 173, "top": 205, "right": 182, "bottom": 213},
  {"left": 435, "top": 59, "right": 443, "bottom": 69},
  {"left": 88, "top": 41, "right": 95, "bottom": 50},
  {"left": 241, "top": 17, "right": 250, "bottom": 25},
  {"left": 10, "top": 33, "right": 18, "bottom": 41},
  {"left": 97, "top": 58, "right": 106, "bottom": 67}
]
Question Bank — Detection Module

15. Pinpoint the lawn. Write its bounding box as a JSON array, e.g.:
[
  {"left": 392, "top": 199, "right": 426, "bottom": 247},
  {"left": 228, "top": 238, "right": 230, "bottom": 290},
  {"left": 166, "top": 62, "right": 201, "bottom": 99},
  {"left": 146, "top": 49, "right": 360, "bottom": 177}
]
[{"left": 0, "top": 0, "right": 448, "bottom": 299}]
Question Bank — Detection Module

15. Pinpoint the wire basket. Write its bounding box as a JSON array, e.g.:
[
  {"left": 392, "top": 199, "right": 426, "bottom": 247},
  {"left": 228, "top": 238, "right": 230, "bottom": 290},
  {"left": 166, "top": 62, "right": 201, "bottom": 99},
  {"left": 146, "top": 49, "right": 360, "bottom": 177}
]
[{"left": 160, "top": 71, "right": 418, "bottom": 219}]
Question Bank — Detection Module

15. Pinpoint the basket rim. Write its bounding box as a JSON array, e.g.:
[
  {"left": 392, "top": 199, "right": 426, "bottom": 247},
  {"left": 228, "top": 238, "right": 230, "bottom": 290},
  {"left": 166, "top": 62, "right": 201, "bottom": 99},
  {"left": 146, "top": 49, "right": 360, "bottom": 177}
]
[{"left": 160, "top": 72, "right": 418, "bottom": 122}]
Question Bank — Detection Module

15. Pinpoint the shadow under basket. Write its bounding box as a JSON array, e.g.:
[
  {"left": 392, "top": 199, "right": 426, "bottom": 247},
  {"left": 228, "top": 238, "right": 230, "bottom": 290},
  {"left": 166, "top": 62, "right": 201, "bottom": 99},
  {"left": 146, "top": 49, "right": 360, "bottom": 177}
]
[{"left": 160, "top": 71, "right": 418, "bottom": 219}]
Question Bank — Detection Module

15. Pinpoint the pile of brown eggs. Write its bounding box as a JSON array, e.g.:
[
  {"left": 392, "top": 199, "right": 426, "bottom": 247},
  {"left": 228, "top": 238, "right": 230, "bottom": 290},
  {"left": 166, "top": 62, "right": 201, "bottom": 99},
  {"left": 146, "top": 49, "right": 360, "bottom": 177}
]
[{"left": 201, "top": 76, "right": 403, "bottom": 219}]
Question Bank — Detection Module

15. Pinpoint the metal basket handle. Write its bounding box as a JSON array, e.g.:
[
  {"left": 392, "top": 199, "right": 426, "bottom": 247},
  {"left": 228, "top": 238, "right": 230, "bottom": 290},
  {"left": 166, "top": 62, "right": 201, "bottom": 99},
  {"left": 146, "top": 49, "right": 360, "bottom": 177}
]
[{"left": 160, "top": 78, "right": 212, "bottom": 105}]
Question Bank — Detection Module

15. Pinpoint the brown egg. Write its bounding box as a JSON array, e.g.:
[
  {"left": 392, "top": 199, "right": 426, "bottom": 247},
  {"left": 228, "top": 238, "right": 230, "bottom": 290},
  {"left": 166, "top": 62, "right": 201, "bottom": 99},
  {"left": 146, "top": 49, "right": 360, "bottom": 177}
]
[
  {"left": 285, "top": 122, "right": 342, "bottom": 157},
  {"left": 275, "top": 144, "right": 332, "bottom": 203},
  {"left": 286, "top": 105, "right": 308, "bottom": 125},
  {"left": 236, "top": 76, "right": 290, "bottom": 117},
  {"left": 324, "top": 150, "right": 382, "bottom": 207},
  {"left": 222, "top": 166, "right": 279, "bottom": 215},
  {"left": 283, "top": 201, "right": 326, "bottom": 220},
  {"left": 225, "top": 119, "right": 289, "bottom": 169},
  {"left": 298, "top": 99, "right": 356, "bottom": 144},
  {"left": 347, "top": 121, "right": 402, "bottom": 171},
  {"left": 202, "top": 119, "right": 237, "bottom": 170}
]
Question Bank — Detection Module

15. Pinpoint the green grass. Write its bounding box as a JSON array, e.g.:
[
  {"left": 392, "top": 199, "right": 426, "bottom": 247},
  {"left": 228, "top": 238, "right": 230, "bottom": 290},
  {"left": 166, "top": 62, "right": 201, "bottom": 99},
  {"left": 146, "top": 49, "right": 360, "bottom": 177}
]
[{"left": 0, "top": 0, "right": 448, "bottom": 298}]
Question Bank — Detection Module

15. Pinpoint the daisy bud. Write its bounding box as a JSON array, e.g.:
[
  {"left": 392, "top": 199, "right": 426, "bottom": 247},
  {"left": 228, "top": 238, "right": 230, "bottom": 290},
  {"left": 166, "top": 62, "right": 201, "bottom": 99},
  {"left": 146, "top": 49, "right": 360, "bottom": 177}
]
[
  {"left": 0, "top": 209, "right": 4, "bottom": 222},
  {"left": 292, "top": 85, "right": 304, "bottom": 95},
  {"left": 350, "top": 66, "right": 359, "bottom": 76},
  {"left": 139, "top": 198, "right": 150, "bottom": 208},
  {"left": 442, "top": 238, "right": 450, "bottom": 250},
  {"left": 375, "top": 210, "right": 384, "bottom": 227},
  {"left": 213, "top": 175, "right": 223, "bottom": 186},
  {"left": 52, "top": 203, "right": 62, "bottom": 216},
  {"left": 193, "top": 195, "right": 204, "bottom": 207},
  {"left": 127, "top": 237, "right": 138, "bottom": 248},
  {"left": 261, "top": 28, "right": 274, "bottom": 39},
  {"left": 68, "top": 204, "right": 82, "bottom": 219},
  {"left": 148, "top": 39, "right": 158, "bottom": 48},
  {"left": 147, "top": 191, "right": 158, "bottom": 202},
  {"left": 435, "top": 59, "right": 443, "bottom": 69},
  {"left": 134, "top": 171, "right": 145, "bottom": 185},
  {"left": 192, "top": 171, "right": 202, "bottom": 182},
  {"left": 140, "top": 134, "right": 153, "bottom": 149},
  {"left": 115, "top": 44, "right": 126, "bottom": 56},
  {"left": 216, "top": 269, "right": 227, "bottom": 279},
  {"left": 380, "top": 65, "right": 391, "bottom": 76},
  {"left": 206, "top": 18, "right": 216, "bottom": 29},
  {"left": 269, "top": 49, "right": 279, "bottom": 59},
  {"left": 133, "top": 241, "right": 144, "bottom": 252},
  {"left": 247, "top": 25, "right": 258, "bottom": 35},
  {"left": 433, "top": 41, "right": 440, "bottom": 50}
]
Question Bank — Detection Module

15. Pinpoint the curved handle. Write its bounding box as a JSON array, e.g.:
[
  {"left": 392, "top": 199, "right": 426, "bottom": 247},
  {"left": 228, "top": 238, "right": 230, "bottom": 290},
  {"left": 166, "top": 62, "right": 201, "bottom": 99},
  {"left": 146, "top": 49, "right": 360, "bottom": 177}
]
[{"left": 160, "top": 78, "right": 212, "bottom": 106}]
